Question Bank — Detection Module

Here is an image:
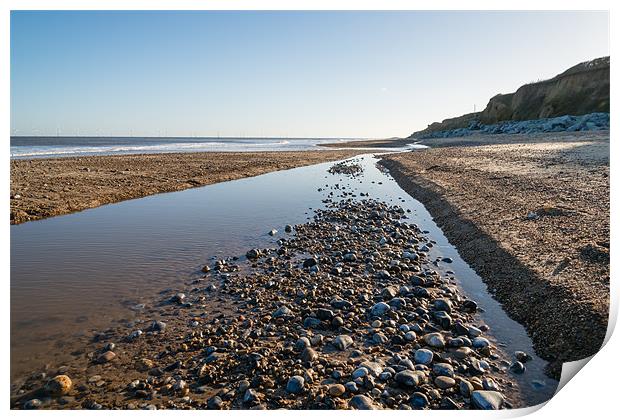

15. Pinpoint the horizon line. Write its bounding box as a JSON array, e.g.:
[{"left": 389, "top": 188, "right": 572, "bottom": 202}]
[{"left": 10, "top": 135, "right": 389, "bottom": 140}]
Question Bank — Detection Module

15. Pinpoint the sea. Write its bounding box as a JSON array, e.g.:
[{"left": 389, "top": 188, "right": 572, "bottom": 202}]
[{"left": 10, "top": 136, "right": 364, "bottom": 159}]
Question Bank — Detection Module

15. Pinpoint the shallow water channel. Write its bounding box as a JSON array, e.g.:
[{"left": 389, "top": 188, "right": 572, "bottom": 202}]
[{"left": 10, "top": 152, "right": 558, "bottom": 406}]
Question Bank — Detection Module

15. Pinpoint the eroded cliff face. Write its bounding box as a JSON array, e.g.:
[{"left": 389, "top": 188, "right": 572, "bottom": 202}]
[{"left": 412, "top": 56, "right": 609, "bottom": 137}]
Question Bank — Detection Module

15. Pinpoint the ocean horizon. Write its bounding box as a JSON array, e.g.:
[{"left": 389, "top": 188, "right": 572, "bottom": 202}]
[{"left": 10, "top": 136, "right": 369, "bottom": 159}]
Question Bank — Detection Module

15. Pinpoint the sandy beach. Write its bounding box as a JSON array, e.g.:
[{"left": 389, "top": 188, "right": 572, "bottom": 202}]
[
  {"left": 10, "top": 150, "right": 360, "bottom": 224},
  {"left": 380, "top": 131, "right": 610, "bottom": 377}
]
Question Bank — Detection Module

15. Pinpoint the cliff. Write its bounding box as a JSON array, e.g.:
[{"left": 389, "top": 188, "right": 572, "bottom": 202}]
[{"left": 411, "top": 56, "right": 610, "bottom": 138}]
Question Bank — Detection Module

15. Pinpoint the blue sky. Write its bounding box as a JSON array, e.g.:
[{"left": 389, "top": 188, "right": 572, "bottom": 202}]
[{"left": 11, "top": 11, "right": 609, "bottom": 138}]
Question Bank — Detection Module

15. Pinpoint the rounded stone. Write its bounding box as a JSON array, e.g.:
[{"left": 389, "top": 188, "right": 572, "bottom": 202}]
[
  {"left": 286, "top": 376, "right": 305, "bottom": 394},
  {"left": 349, "top": 394, "right": 376, "bottom": 410},
  {"left": 433, "top": 298, "right": 452, "bottom": 314},
  {"left": 301, "top": 347, "right": 318, "bottom": 362},
  {"left": 471, "top": 390, "right": 505, "bottom": 410},
  {"left": 410, "top": 392, "right": 429, "bottom": 408},
  {"left": 370, "top": 302, "right": 391, "bottom": 317},
  {"left": 432, "top": 362, "right": 454, "bottom": 377},
  {"left": 24, "top": 399, "right": 42, "bottom": 409},
  {"left": 434, "top": 376, "right": 456, "bottom": 389},
  {"left": 413, "top": 348, "right": 434, "bottom": 365},
  {"left": 423, "top": 333, "right": 445, "bottom": 348},
  {"left": 510, "top": 361, "right": 526, "bottom": 374},
  {"left": 44, "top": 375, "right": 72, "bottom": 396},
  {"left": 273, "top": 306, "right": 292, "bottom": 318},
  {"left": 460, "top": 380, "right": 474, "bottom": 397},
  {"left": 150, "top": 320, "right": 166, "bottom": 332},
  {"left": 372, "top": 333, "right": 388, "bottom": 344},
  {"left": 515, "top": 351, "right": 532, "bottom": 363},
  {"left": 332, "top": 316, "right": 345, "bottom": 327},
  {"left": 453, "top": 347, "right": 473, "bottom": 360},
  {"left": 295, "top": 337, "right": 311, "bottom": 351},
  {"left": 472, "top": 337, "right": 490, "bottom": 349},
  {"left": 97, "top": 351, "right": 116, "bottom": 364},
  {"left": 351, "top": 367, "right": 368, "bottom": 379},
  {"left": 333, "top": 334, "right": 353, "bottom": 350},
  {"left": 394, "top": 370, "right": 424, "bottom": 387},
  {"left": 329, "top": 384, "right": 346, "bottom": 397},
  {"left": 207, "top": 395, "right": 223, "bottom": 409}
]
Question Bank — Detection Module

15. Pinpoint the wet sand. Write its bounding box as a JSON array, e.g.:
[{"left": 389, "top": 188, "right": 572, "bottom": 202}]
[
  {"left": 379, "top": 131, "right": 610, "bottom": 377},
  {"left": 10, "top": 150, "right": 360, "bottom": 224}
]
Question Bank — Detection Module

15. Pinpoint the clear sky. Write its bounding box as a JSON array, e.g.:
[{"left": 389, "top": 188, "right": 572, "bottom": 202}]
[{"left": 11, "top": 10, "right": 609, "bottom": 138}]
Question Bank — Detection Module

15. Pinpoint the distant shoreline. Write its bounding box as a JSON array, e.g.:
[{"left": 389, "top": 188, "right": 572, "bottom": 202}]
[{"left": 323, "top": 138, "right": 413, "bottom": 148}]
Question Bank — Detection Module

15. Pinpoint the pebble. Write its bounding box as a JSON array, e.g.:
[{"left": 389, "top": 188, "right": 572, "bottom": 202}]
[
  {"left": 286, "top": 376, "right": 305, "bottom": 394},
  {"left": 246, "top": 249, "right": 260, "bottom": 259},
  {"left": 394, "top": 370, "right": 425, "bottom": 387},
  {"left": 150, "top": 320, "right": 166, "bottom": 332},
  {"left": 127, "top": 330, "right": 143, "bottom": 341},
  {"left": 135, "top": 358, "right": 154, "bottom": 372},
  {"left": 372, "top": 333, "right": 388, "bottom": 344},
  {"left": 272, "top": 306, "right": 292, "bottom": 318},
  {"left": 472, "top": 337, "right": 490, "bottom": 348},
  {"left": 207, "top": 395, "right": 223, "bottom": 409},
  {"left": 515, "top": 351, "right": 532, "bottom": 363},
  {"left": 434, "top": 298, "right": 452, "bottom": 313},
  {"left": 468, "top": 326, "right": 483, "bottom": 337},
  {"left": 423, "top": 332, "right": 445, "bottom": 348},
  {"left": 410, "top": 392, "right": 428, "bottom": 408},
  {"left": 459, "top": 379, "right": 474, "bottom": 397},
  {"left": 345, "top": 381, "right": 358, "bottom": 393},
  {"left": 404, "top": 331, "right": 417, "bottom": 342},
  {"left": 301, "top": 347, "right": 318, "bottom": 362},
  {"left": 351, "top": 367, "right": 368, "bottom": 379},
  {"left": 44, "top": 375, "right": 72, "bottom": 396},
  {"left": 453, "top": 347, "right": 473, "bottom": 360},
  {"left": 510, "top": 361, "right": 526, "bottom": 374},
  {"left": 328, "top": 383, "right": 346, "bottom": 397},
  {"left": 97, "top": 351, "right": 116, "bottom": 364},
  {"left": 482, "top": 378, "right": 500, "bottom": 391},
  {"left": 370, "top": 302, "right": 391, "bottom": 317},
  {"left": 303, "top": 257, "right": 317, "bottom": 268},
  {"left": 24, "top": 399, "right": 42, "bottom": 409},
  {"left": 413, "top": 348, "right": 434, "bottom": 365},
  {"left": 433, "top": 363, "right": 454, "bottom": 377},
  {"left": 243, "top": 388, "right": 259, "bottom": 404},
  {"left": 333, "top": 335, "right": 353, "bottom": 350},
  {"left": 349, "top": 395, "right": 377, "bottom": 410},
  {"left": 434, "top": 376, "right": 456, "bottom": 389},
  {"left": 471, "top": 390, "right": 505, "bottom": 410}
]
